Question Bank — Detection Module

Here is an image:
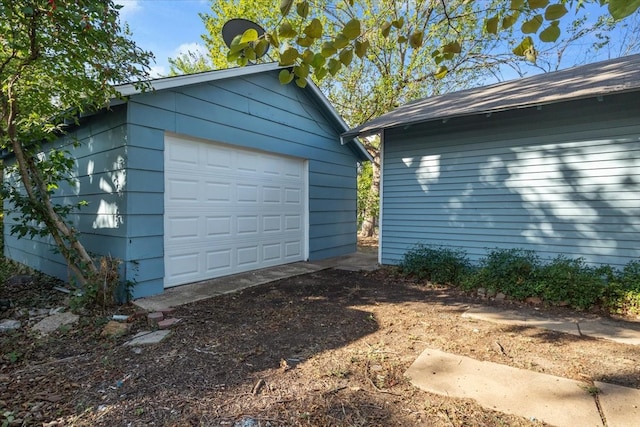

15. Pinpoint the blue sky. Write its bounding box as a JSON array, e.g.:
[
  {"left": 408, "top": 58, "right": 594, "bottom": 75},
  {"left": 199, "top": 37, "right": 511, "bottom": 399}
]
[
  {"left": 115, "top": 1, "right": 639, "bottom": 80},
  {"left": 116, "top": 0, "right": 211, "bottom": 77}
]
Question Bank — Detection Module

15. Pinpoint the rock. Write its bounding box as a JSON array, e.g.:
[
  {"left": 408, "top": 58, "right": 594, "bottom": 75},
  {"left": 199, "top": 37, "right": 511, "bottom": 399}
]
[
  {"left": 101, "top": 320, "right": 132, "bottom": 338},
  {"left": 477, "top": 288, "right": 486, "bottom": 298},
  {"left": 495, "top": 292, "right": 506, "bottom": 302},
  {"left": 0, "top": 319, "right": 21, "bottom": 332},
  {"left": 157, "top": 318, "right": 181, "bottom": 329},
  {"left": 486, "top": 288, "right": 497, "bottom": 298},
  {"left": 123, "top": 330, "right": 171, "bottom": 346},
  {"left": 147, "top": 312, "right": 164, "bottom": 326},
  {"left": 32, "top": 312, "right": 79, "bottom": 335}
]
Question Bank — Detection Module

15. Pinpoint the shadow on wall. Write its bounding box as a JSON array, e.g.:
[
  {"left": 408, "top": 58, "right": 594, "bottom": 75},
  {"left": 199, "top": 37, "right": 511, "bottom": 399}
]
[{"left": 399, "top": 134, "right": 640, "bottom": 267}]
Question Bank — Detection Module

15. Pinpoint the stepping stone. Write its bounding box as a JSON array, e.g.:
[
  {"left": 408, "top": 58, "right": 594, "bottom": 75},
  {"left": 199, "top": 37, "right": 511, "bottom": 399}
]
[
  {"left": 406, "top": 347, "right": 603, "bottom": 427},
  {"left": 32, "top": 312, "right": 79, "bottom": 335},
  {"left": 123, "top": 330, "right": 171, "bottom": 346}
]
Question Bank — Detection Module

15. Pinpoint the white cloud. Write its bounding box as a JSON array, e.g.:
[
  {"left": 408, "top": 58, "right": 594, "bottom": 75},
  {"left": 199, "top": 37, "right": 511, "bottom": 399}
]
[
  {"left": 114, "top": 0, "right": 142, "bottom": 21},
  {"left": 149, "top": 65, "right": 166, "bottom": 79},
  {"left": 173, "top": 42, "right": 208, "bottom": 58}
]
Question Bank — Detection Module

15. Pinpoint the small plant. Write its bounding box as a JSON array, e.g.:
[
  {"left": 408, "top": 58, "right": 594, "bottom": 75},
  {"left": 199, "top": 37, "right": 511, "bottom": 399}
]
[
  {"left": 401, "top": 245, "right": 471, "bottom": 285},
  {"left": 463, "top": 248, "right": 540, "bottom": 299},
  {"left": 4, "top": 351, "right": 21, "bottom": 364},
  {"left": 537, "top": 256, "right": 606, "bottom": 310}
]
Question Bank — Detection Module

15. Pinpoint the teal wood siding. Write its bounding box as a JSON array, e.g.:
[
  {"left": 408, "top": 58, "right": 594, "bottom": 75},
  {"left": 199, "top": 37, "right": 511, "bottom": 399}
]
[
  {"left": 4, "top": 70, "right": 359, "bottom": 298},
  {"left": 381, "top": 93, "right": 640, "bottom": 268},
  {"left": 127, "top": 71, "right": 357, "bottom": 278},
  {"left": 3, "top": 107, "right": 131, "bottom": 282}
]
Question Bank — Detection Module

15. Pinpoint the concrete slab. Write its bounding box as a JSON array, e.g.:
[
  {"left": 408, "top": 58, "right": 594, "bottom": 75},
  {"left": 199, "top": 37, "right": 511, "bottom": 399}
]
[
  {"left": 406, "top": 348, "right": 603, "bottom": 427},
  {"left": 595, "top": 381, "right": 640, "bottom": 427},
  {"left": 134, "top": 261, "right": 330, "bottom": 311},
  {"left": 134, "top": 252, "right": 379, "bottom": 312},
  {"left": 124, "top": 330, "right": 171, "bottom": 346},
  {"left": 463, "top": 306, "right": 640, "bottom": 346},
  {"left": 578, "top": 320, "right": 640, "bottom": 346},
  {"left": 462, "top": 306, "right": 580, "bottom": 336}
]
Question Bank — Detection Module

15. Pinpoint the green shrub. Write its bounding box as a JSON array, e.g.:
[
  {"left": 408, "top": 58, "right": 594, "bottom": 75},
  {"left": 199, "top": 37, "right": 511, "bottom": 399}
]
[
  {"left": 537, "top": 256, "right": 606, "bottom": 310},
  {"left": 603, "top": 260, "right": 640, "bottom": 315},
  {"left": 462, "top": 248, "right": 540, "bottom": 299},
  {"left": 400, "top": 245, "right": 471, "bottom": 286}
]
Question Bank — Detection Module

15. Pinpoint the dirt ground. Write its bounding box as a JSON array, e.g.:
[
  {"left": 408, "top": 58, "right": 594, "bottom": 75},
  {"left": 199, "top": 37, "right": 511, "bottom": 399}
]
[{"left": 1, "top": 253, "right": 640, "bottom": 426}]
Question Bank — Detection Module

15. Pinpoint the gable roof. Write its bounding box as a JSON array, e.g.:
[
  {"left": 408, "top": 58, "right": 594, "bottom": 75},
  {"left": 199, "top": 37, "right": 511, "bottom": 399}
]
[
  {"left": 116, "top": 63, "right": 372, "bottom": 162},
  {"left": 342, "top": 53, "right": 640, "bottom": 140}
]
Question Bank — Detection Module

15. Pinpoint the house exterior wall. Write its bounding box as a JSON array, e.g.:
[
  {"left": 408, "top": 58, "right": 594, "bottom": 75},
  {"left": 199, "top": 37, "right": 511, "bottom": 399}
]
[
  {"left": 4, "top": 106, "right": 131, "bottom": 282},
  {"left": 381, "top": 92, "right": 640, "bottom": 268}
]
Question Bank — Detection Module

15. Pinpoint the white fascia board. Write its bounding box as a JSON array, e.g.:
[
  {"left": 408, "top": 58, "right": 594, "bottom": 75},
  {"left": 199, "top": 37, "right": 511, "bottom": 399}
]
[{"left": 115, "top": 62, "right": 285, "bottom": 97}]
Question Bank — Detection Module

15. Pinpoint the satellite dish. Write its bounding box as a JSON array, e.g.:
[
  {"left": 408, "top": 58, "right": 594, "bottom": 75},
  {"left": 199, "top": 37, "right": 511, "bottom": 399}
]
[{"left": 222, "top": 18, "right": 270, "bottom": 59}]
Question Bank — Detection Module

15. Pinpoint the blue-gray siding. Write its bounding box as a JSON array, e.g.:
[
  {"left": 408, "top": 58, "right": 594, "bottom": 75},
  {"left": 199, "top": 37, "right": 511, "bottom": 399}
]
[
  {"left": 5, "top": 71, "right": 358, "bottom": 298},
  {"left": 381, "top": 93, "right": 640, "bottom": 268},
  {"left": 4, "top": 106, "right": 133, "bottom": 282}
]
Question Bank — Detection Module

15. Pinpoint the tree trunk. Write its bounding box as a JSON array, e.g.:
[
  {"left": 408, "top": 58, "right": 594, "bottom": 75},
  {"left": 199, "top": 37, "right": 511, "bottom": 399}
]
[{"left": 359, "top": 150, "right": 380, "bottom": 238}]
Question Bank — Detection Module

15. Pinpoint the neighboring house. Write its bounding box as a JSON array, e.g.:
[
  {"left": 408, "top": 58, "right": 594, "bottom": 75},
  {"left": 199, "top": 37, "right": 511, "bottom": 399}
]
[
  {"left": 3, "top": 63, "right": 370, "bottom": 298},
  {"left": 343, "top": 54, "right": 640, "bottom": 268}
]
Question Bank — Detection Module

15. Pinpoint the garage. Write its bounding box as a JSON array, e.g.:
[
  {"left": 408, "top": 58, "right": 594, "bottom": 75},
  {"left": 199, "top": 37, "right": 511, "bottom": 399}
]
[
  {"left": 164, "top": 133, "right": 307, "bottom": 287},
  {"left": 5, "top": 63, "right": 370, "bottom": 298}
]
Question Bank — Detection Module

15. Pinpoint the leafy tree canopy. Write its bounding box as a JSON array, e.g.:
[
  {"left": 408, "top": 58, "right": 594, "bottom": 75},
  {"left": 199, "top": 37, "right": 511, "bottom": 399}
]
[
  {"left": 1, "top": 0, "right": 153, "bottom": 289},
  {"left": 222, "top": 0, "right": 639, "bottom": 87}
]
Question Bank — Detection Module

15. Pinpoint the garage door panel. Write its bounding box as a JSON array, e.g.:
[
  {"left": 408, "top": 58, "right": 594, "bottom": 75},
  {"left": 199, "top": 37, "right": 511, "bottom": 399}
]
[
  {"left": 285, "top": 241, "right": 302, "bottom": 258},
  {"left": 164, "top": 135, "right": 306, "bottom": 288}
]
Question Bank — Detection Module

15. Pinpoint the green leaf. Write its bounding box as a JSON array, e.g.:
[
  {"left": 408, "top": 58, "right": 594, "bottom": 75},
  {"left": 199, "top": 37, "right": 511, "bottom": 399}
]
[
  {"left": 280, "top": 0, "right": 294, "bottom": 16},
  {"left": 409, "top": 31, "right": 424, "bottom": 49},
  {"left": 301, "top": 49, "right": 314, "bottom": 64},
  {"left": 297, "top": 36, "right": 314, "bottom": 47},
  {"left": 381, "top": 22, "right": 392, "bottom": 38},
  {"left": 539, "top": 21, "right": 561, "bottom": 42},
  {"left": 328, "top": 58, "right": 341, "bottom": 75},
  {"left": 279, "top": 47, "right": 299, "bottom": 65},
  {"left": 521, "top": 15, "right": 543, "bottom": 33},
  {"left": 279, "top": 22, "right": 297, "bottom": 38},
  {"left": 266, "top": 33, "right": 280, "bottom": 49},
  {"left": 296, "top": 1, "right": 309, "bottom": 18},
  {"left": 397, "top": 35, "right": 408, "bottom": 44},
  {"left": 355, "top": 39, "right": 370, "bottom": 58},
  {"left": 442, "top": 41, "right": 461, "bottom": 54},
  {"left": 434, "top": 65, "right": 448, "bottom": 79},
  {"left": 502, "top": 13, "right": 519, "bottom": 29},
  {"left": 512, "top": 36, "right": 534, "bottom": 56},
  {"left": 245, "top": 47, "right": 257, "bottom": 61},
  {"left": 254, "top": 39, "right": 269, "bottom": 58},
  {"left": 343, "top": 19, "right": 361, "bottom": 40},
  {"left": 510, "top": 0, "right": 525, "bottom": 10},
  {"left": 311, "top": 53, "right": 326, "bottom": 68},
  {"left": 240, "top": 29, "right": 259, "bottom": 44},
  {"left": 304, "top": 18, "right": 323, "bottom": 38},
  {"left": 334, "top": 33, "right": 349, "bottom": 49},
  {"left": 527, "top": 0, "right": 549, "bottom": 9},
  {"left": 321, "top": 42, "right": 337, "bottom": 57},
  {"left": 545, "top": 4, "right": 568, "bottom": 20},
  {"left": 295, "top": 77, "right": 308, "bottom": 88},
  {"left": 485, "top": 16, "right": 499, "bottom": 34},
  {"left": 609, "top": 0, "right": 640, "bottom": 19},
  {"left": 339, "top": 48, "right": 353, "bottom": 66},
  {"left": 229, "top": 35, "right": 248, "bottom": 54},
  {"left": 294, "top": 63, "right": 310, "bottom": 78},
  {"left": 392, "top": 17, "right": 404, "bottom": 29},
  {"left": 279, "top": 69, "right": 295, "bottom": 84},
  {"left": 314, "top": 67, "right": 328, "bottom": 80}
]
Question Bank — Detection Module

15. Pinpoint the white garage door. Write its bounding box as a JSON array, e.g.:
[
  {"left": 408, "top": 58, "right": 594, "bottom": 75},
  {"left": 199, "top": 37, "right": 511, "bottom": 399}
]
[{"left": 164, "top": 134, "right": 307, "bottom": 288}]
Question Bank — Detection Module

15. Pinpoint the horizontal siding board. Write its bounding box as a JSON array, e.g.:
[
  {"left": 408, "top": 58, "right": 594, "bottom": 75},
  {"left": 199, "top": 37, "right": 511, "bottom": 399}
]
[
  {"left": 381, "top": 93, "right": 640, "bottom": 269},
  {"left": 309, "top": 211, "right": 356, "bottom": 226},
  {"left": 127, "top": 125, "right": 165, "bottom": 150}
]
